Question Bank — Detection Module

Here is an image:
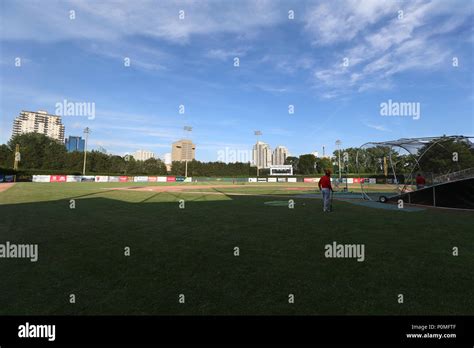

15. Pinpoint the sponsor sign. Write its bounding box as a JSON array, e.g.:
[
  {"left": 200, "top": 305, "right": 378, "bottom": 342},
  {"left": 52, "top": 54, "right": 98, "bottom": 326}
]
[
  {"left": 287, "top": 177, "right": 297, "bottom": 183},
  {"left": 184, "top": 177, "right": 193, "bottom": 182},
  {"left": 0, "top": 174, "right": 4, "bottom": 182},
  {"left": 95, "top": 176, "right": 109, "bottom": 183},
  {"left": 267, "top": 177, "right": 277, "bottom": 182},
  {"left": 134, "top": 176, "right": 148, "bottom": 182},
  {"left": 166, "top": 176, "right": 176, "bottom": 182},
  {"left": 66, "top": 175, "right": 82, "bottom": 182},
  {"left": 175, "top": 176, "right": 185, "bottom": 182},
  {"left": 157, "top": 176, "right": 167, "bottom": 182},
  {"left": 108, "top": 176, "right": 120, "bottom": 182},
  {"left": 304, "top": 178, "right": 316, "bottom": 183},
  {"left": 50, "top": 175, "right": 67, "bottom": 183},
  {"left": 277, "top": 177, "right": 287, "bottom": 182},
  {"left": 269, "top": 165, "right": 293, "bottom": 176},
  {"left": 257, "top": 178, "right": 267, "bottom": 182},
  {"left": 4, "top": 175, "right": 15, "bottom": 182},
  {"left": 148, "top": 176, "right": 157, "bottom": 182},
  {"left": 353, "top": 178, "right": 361, "bottom": 183},
  {"left": 369, "top": 178, "right": 376, "bottom": 184},
  {"left": 119, "top": 176, "right": 128, "bottom": 182},
  {"left": 81, "top": 176, "right": 95, "bottom": 182},
  {"left": 248, "top": 178, "right": 257, "bottom": 183},
  {"left": 32, "top": 175, "right": 50, "bottom": 183},
  {"left": 347, "top": 178, "right": 354, "bottom": 184}
]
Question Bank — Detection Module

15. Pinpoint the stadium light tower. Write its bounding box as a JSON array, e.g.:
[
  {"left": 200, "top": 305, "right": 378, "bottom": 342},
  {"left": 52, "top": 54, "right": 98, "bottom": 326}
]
[
  {"left": 183, "top": 126, "right": 192, "bottom": 177},
  {"left": 254, "top": 130, "right": 262, "bottom": 177},
  {"left": 82, "top": 127, "right": 90, "bottom": 176},
  {"left": 336, "top": 139, "right": 342, "bottom": 181}
]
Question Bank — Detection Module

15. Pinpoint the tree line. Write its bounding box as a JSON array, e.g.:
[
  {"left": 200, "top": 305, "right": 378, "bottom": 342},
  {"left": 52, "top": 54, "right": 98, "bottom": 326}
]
[{"left": 1, "top": 133, "right": 473, "bottom": 177}]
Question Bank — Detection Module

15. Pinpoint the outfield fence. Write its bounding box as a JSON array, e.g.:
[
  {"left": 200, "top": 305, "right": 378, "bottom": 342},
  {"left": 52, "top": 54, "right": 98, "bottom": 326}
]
[{"left": 19, "top": 174, "right": 402, "bottom": 184}]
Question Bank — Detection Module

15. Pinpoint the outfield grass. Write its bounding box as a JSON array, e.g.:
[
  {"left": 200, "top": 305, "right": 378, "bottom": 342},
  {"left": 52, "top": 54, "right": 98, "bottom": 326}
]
[{"left": 0, "top": 182, "right": 473, "bottom": 315}]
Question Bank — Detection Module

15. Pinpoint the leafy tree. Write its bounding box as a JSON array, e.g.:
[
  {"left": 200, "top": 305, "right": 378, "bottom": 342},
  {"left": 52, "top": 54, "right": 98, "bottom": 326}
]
[
  {"left": 7, "top": 133, "right": 67, "bottom": 170},
  {"left": 285, "top": 156, "right": 299, "bottom": 174},
  {"left": 417, "top": 137, "right": 474, "bottom": 174},
  {"left": 298, "top": 154, "right": 317, "bottom": 174},
  {"left": 316, "top": 157, "right": 333, "bottom": 174},
  {"left": 0, "top": 144, "right": 12, "bottom": 168}
]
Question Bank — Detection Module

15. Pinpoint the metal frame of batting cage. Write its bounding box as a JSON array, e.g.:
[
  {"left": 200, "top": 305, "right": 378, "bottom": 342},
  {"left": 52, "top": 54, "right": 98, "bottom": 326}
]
[{"left": 355, "top": 135, "right": 474, "bottom": 201}]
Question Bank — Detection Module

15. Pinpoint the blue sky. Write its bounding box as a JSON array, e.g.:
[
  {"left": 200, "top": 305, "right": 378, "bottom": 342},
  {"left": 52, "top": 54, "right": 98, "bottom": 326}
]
[{"left": 0, "top": 0, "right": 473, "bottom": 161}]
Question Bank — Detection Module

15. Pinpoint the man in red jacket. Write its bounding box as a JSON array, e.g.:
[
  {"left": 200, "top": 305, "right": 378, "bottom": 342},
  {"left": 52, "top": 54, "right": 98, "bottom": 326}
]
[
  {"left": 416, "top": 173, "right": 426, "bottom": 190},
  {"left": 318, "top": 169, "right": 334, "bottom": 212}
]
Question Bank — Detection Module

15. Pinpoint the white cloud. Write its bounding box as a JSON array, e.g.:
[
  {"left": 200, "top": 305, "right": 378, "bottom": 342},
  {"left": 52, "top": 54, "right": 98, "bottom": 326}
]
[
  {"left": 308, "top": 0, "right": 472, "bottom": 96},
  {"left": 0, "top": 0, "right": 283, "bottom": 43},
  {"left": 365, "top": 123, "right": 390, "bottom": 132}
]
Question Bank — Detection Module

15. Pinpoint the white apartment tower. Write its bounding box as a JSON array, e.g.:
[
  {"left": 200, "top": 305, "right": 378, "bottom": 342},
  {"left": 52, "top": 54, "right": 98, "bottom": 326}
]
[
  {"left": 252, "top": 141, "right": 272, "bottom": 169},
  {"left": 272, "top": 146, "right": 289, "bottom": 165},
  {"left": 12, "top": 110, "right": 65, "bottom": 142},
  {"left": 133, "top": 149, "right": 155, "bottom": 161}
]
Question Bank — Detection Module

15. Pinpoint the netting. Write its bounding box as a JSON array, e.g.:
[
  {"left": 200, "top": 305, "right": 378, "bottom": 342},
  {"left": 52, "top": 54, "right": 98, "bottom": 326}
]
[{"left": 355, "top": 135, "right": 474, "bottom": 202}]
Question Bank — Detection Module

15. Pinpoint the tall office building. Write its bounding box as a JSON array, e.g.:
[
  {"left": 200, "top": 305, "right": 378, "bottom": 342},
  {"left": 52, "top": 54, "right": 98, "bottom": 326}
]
[
  {"left": 252, "top": 141, "right": 272, "bottom": 169},
  {"left": 65, "top": 136, "right": 85, "bottom": 152},
  {"left": 172, "top": 139, "right": 196, "bottom": 162},
  {"left": 12, "top": 110, "right": 65, "bottom": 142},
  {"left": 272, "top": 145, "right": 289, "bottom": 165},
  {"left": 133, "top": 149, "right": 155, "bottom": 161}
]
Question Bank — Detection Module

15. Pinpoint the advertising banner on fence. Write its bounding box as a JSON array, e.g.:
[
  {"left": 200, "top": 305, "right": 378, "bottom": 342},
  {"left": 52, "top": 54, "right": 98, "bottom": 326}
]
[
  {"left": 184, "top": 177, "right": 192, "bottom": 182},
  {"left": 369, "top": 178, "right": 376, "bottom": 184},
  {"left": 4, "top": 175, "right": 14, "bottom": 182},
  {"left": 134, "top": 176, "right": 148, "bottom": 182},
  {"left": 248, "top": 178, "right": 257, "bottom": 183},
  {"left": 175, "top": 176, "right": 185, "bottom": 182},
  {"left": 81, "top": 176, "right": 95, "bottom": 182},
  {"left": 267, "top": 177, "right": 277, "bottom": 182},
  {"left": 287, "top": 177, "right": 297, "bottom": 183},
  {"left": 257, "top": 178, "right": 267, "bottom": 182},
  {"left": 157, "top": 176, "right": 167, "bottom": 182},
  {"left": 95, "top": 176, "right": 109, "bottom": 183},
  {"left": 66, "top": 175, "right": 82, "bottom": 182},
  {"left": 0, "top": 174, "right": 4, "bottom": 182},
  {"left": 167, "top": 176, "right": 176, "bottom": 182},
  {"left": 108, "top": 176, "right": 120, "bottom": 182},
  {"left": 148, "top": 176, "right": 157, "bottom": 182},
  {"left": 304, "top": 178, "right": 317, "bottom": 183},
  {"left": 50, "top": 175, "right": 67, "bottom": 182},
  {"left": 347, "top": 178, "right": 354, "bottom": 184},
  {"left": 277, "top": 177, "right": 287, "bottom": 182},
  {"left": 32, "top": 175, "right": 50, "bottom": 182},
  {"left": 119, "top": 176, "right": 128, "bottom": 182},
  {"left": 353, "top": 178, "right": 361, "bottom": 183}
]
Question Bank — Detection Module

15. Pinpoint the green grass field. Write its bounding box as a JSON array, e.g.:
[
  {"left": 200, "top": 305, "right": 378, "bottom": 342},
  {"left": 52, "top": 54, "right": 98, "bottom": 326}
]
[{"left": 0, "top": 182, "right": 473, "bottom": 315}]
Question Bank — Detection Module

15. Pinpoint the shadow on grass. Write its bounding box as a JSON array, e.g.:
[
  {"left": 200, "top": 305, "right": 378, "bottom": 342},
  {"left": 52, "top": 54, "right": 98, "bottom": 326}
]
[{"left": 0, "top": 195, "right": 473, "bottom": 315}]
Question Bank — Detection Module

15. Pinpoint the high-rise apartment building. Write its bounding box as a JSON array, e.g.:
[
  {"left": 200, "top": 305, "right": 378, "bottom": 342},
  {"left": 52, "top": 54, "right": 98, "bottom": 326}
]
[
  {"left": 272, "top": 145, "right": 289, "bottom": 165},
  {"left": 12, "top": 110, "right": 65, "bottom": 142},
  {"left": 252, "top": 141, "right": 272, "bottom": 169},
  {"left": 172, "top": 139, "right": 196, "bottom": 162},
  {"left": 133, "top": 149, "right": 155, "bottom": 161}
]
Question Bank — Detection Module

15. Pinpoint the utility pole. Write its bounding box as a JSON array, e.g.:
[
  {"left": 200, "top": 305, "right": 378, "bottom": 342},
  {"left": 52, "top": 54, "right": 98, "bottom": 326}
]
[
  {"left": 336, "top": 140, "right": 342, "bottom": 181},
  {"left": 13, "top": 144, "right": 20, "bottom": 170},
  {"left": 183, "top": 126, "right": 192, "bottom": 177},
  {"left": 82, "top": 127, "right": 90, "bottom": 176}
]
